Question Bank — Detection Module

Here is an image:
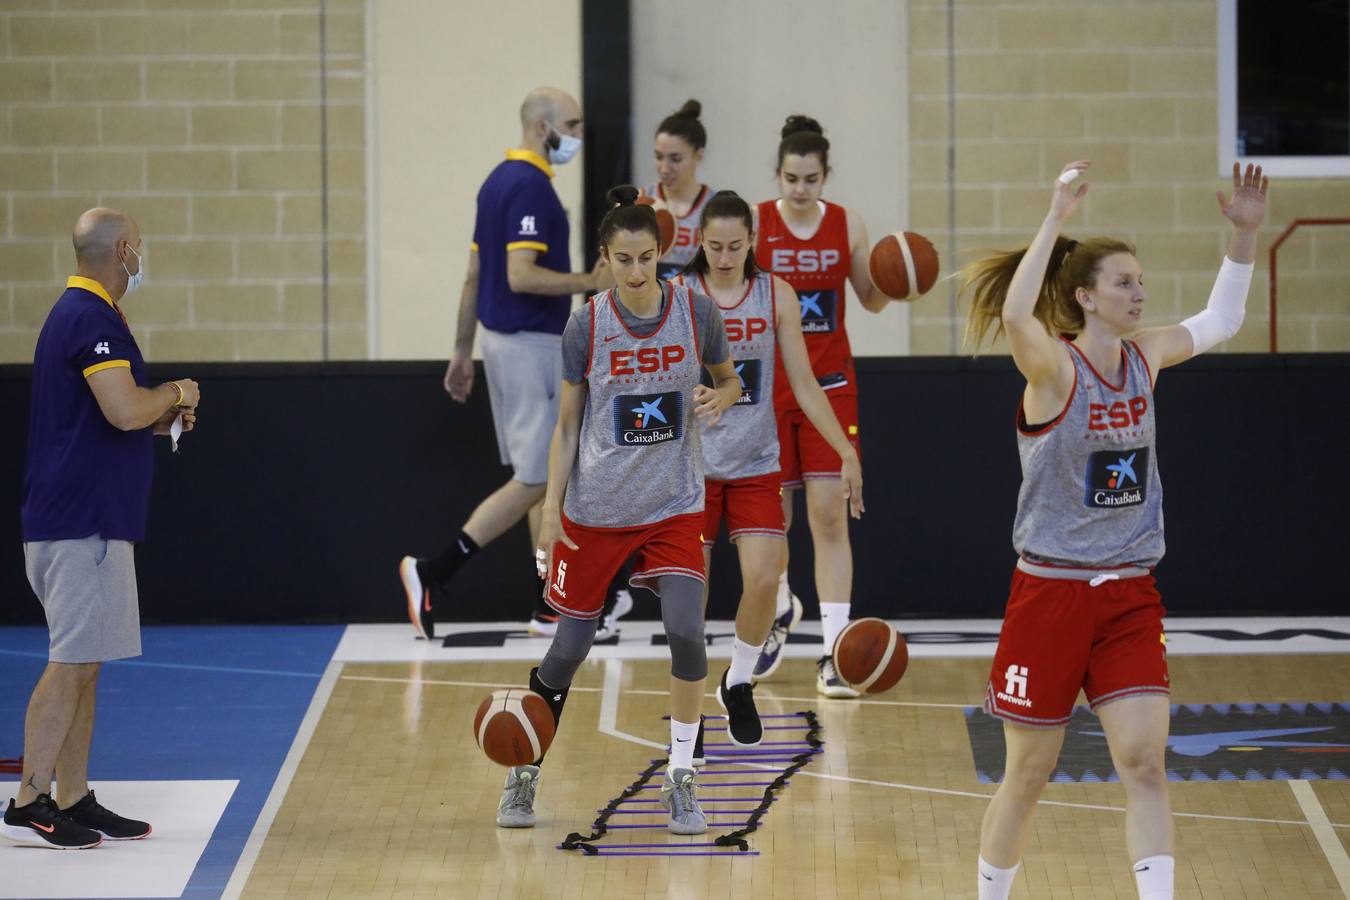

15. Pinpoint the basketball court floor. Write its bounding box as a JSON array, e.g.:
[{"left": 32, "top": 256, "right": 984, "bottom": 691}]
[{"left": 2, "top": 618, "right": 1349, "bottom": 899}]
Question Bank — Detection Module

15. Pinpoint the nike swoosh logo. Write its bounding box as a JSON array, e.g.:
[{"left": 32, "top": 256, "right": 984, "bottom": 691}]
[
  {"left": 675, "top": 738, "right": 690, "bottom": 743},
  {"left": 603, "top": 334, "right": 621, "bottom": 342},
  {"left": 32, "top": 822, "right": 55, "bottom": 834},
  {"left": 981, "top": 873, "right": 993, "bottom": 881},
  {"left": 1134, "top": 866, "right": 1149, "bottom": 873},
  {"left": 422, "top": 590, "right": 431, "bottom": 613},
  {"left": 766, "top": 235, "right": 784, "bottom": 242}
]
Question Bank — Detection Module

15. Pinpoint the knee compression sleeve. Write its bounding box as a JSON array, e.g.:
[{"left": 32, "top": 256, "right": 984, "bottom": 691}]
[
  {"left": 537, "top": 614, "right": 598, "bottom": 692},
  {"left": 659, "top": 575, "right": 708, "bottom": 681}
]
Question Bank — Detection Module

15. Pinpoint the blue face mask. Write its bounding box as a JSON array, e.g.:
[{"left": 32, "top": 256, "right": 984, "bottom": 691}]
[
  {"left": 121, "top": 246, "right": 144, "bottom": 296},
  {"left": 547, "top": 125, "right": 582, "bottom": 166}
]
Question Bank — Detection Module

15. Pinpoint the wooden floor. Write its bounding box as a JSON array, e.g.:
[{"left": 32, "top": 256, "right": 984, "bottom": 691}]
[{"left": 237, "top": 654, "right": 1350, "bottom": 899}]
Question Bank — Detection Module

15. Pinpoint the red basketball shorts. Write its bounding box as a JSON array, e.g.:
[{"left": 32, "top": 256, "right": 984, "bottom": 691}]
[
  {"left": 546, "top": 512, "right": 705, "bottom": 620},
  {"left": 984, "top": 567, "right": 1170, "bottom": 727},
  {"left": 703, "top": 473, "right": 786, "bottom": 547},
  {"left": 777, "top": 391, "right": 859, "bottom": 488}
]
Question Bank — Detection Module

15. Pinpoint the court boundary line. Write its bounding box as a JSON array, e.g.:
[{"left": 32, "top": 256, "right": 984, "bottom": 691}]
[
  {"left": 1290, "top": 780, "right": 1350, "bottom": 897},
  {"left": 221, "top": 659, "right": 343, "bottom": 900},
  {"left": 592, "top": 660, "right": 1350, "bottom": 833}
]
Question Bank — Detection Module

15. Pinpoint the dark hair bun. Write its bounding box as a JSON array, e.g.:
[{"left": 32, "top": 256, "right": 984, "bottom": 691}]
[
  {"left": 781, "top": 115, "right": 824, "bottom": 139},
  {"left": 674, "top": 99, "right": 702, "bottom": 119},
  {"left": 606, "top": 184, "right": 641, "bottom": 207}
]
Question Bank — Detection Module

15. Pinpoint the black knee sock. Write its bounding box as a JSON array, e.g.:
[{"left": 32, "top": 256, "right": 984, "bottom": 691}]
[
  {"left": 421, "top": 532, "right": 479, "bottom": 584},
  {"left": 529, "top": 666, "right": 570, "bottom": 765}
]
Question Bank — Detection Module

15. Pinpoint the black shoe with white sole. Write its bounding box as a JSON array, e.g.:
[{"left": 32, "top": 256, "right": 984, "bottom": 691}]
[
  {"left": 62, "top": 790, "right": 151, "bottom": 841},
  {"left": 399, "top": 556, "right": 435, "bottom": 640},
  {"left": 1, "top": 795, "right": 102, "bottom": 849},
  {"left": 717, "top": 669, "right": 763, "bottom": 746}
]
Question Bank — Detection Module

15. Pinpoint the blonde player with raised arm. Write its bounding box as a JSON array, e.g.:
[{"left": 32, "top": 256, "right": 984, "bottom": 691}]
[{"left": 961, "top": 160, "right": 1268, "bottom": 900}]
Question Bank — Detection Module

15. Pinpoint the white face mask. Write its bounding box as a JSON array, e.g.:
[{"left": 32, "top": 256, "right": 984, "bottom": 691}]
[
  {"left": 547, "top": 125, "right": 582, "bottom": 165},
  {"left": 121, "top": 245, "right": 144, "bottom": 296}
]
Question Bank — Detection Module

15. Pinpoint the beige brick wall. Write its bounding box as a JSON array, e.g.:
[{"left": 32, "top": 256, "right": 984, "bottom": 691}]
[
  {"left": 909, "top": 0, "right": 1350, "bottom": 355},
  {"left": 0, "top": 0, "right": 366, "bottom": 364}
]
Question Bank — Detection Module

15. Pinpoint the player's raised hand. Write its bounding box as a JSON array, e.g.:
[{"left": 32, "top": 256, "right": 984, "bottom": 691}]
[
  {"left": 1218, "top": 162, "right": 1269, "bottom": 232},
  {"left": 1049, "top": 161, "right": 1090, "bottom": 224}
]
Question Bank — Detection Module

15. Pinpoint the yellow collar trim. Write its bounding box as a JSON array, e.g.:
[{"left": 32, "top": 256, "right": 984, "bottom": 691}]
[
  {"left": 506, "top": 148, "right": 554, "bottom": 179},
  {"left": 67, "top": 275, "right": 115, "bottom": 309}
]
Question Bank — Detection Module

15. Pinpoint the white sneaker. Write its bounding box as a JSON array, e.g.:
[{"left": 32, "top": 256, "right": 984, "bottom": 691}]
[
  {"left": 752, "top": 591, "right": 803, "bottom": 683},
  {"left": 816, "top": 655, "right": 861, "bottom": 699},
  {"left": 527, "top": 612, "right": 559, "bottom": 637},
  {"left": 610, "top": 588, "right": 634, "bottom": 621}
]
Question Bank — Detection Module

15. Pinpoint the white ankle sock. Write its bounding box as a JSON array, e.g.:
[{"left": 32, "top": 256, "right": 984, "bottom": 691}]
[
  {"left": 1133, "top": 855, "right": 1174, "bottom": 899},
  {"left": 820, "top": 602, "right": 850, "bottom": 653},
  {"left": 775, "top": 570, "right": 791, "bottom": 617},
  {"left": 669, "top": 718, "right": 699, "bottom": 771},
  {"left": 977, "top": 856, "right": 1019, "bottom": 900},
  {"left": 727, "top": 638, "right": 759, "bottom": 687}
]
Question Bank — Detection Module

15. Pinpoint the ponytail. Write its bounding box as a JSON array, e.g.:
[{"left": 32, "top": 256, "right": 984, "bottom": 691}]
[{"left": 960, "top": 235, "right": 1136, "bottom": 350}]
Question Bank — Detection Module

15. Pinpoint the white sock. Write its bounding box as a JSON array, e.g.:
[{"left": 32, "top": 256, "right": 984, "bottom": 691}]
[
  {"left": 1133, "top": 855, "right": 1174, "bottom": 899},
  {"left": 727, "top": 638, "right": 759, "bottom": 687},
  {"left": 669, "top": 718, "right": 699, "bottom": 771},
  {"left": 775, "top": 570, "right": 791, "bottom": 617},
  {"left": 977, "top": 856, "right": 1019, "bottom": 900},
  {"left": 820, "top": 602, "right": 850, "bottom": 654}
]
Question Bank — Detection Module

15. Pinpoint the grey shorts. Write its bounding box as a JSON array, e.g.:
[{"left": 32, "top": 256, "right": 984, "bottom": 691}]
[
  {"left": 24, "top": 537, "right": 142, "bottom": 664},
  {"left": 479, "top": 327, "right": 563, "bottom": 486}
]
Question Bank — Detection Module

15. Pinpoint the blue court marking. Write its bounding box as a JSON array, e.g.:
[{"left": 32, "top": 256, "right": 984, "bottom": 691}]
[{"left": 0, "top": 625, "right": 342, "bottom": 900}]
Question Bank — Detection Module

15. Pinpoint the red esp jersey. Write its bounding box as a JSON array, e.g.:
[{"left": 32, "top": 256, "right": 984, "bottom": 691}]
[{"left": 755, "top": 199, "right": 854, "bottom": 410}]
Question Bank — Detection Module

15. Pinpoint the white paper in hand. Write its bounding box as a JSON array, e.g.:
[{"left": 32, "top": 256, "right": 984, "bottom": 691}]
[{"left": 170, "top": 413, "right": 184, "bottom": 454}]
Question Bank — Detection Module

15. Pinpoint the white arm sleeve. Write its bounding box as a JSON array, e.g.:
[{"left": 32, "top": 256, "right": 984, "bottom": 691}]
[{"left": 1180, "top": 257, "right": 1254, "bottom": 356}]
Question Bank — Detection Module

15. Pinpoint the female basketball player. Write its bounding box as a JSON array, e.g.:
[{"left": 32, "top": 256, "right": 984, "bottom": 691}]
[
  {"left": 493, "top": 186, "right": 741, "bottom": 836},
  {"left": 646, "top": 100, "right": 713, "bottom": 280},
  {"left": 753, "top": 115, "right": 893, "bottom": 696},
  {"left": 961, "top": 160, "right": 1268, "bottom": 900},
  {"left": 674, "top": 190, "right": 864, "bottom": 746}
]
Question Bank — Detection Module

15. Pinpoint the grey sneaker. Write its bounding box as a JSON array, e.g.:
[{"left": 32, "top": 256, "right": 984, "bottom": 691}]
[
  {"left": 495, "top": 765, "right": 540, "bottom": 828},
  {"left": 816, "top": 654, "right": 861, "bottom": 699},
  {"left": 659, "top": 767, "right": 707, "bottom": 835}
]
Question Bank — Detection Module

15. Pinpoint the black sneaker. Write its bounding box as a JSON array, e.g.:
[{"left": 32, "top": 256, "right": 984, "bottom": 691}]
[
  {"left": 1, "top": 795, "right": 102, "bottom": 849},
  {"left": 716, "top": 669, "right": 763, "bottom": 746},
  {"left": 62, "top": 790, "right": 151, "bottom": 841},
  {"left": 399, "top": 556, "right": 435, "bottom": 640}
]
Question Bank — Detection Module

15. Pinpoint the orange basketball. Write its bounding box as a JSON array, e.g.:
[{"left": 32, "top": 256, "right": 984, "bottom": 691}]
[
  {"left": 473, "top": 688, "right": 556, "bottom": 767},
  {"left": 655, "top": 208, "right": 676, "bottom": 255},
  {"left": 868, "top": 231, "right": 940, "bottom": 300},
  {"left": 832, "top": 618, "right": 909, "bottom": 693},
  {"left": 635, "top": 195, "right": 676, "bottom": 254}
]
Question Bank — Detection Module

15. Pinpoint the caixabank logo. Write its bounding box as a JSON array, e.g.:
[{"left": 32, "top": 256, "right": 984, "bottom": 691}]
[
  {"left": 701, "top": 359, "right": 761, "bottom": 405},
  {"left": 799, "top": 289, "right": 837, "bottom": 334},
  {"left": 1084, "top": 447, "right": 1149, "bottom": 508},
  {"left": 613, "top": 391, "right": 683, "bottom": 445}
]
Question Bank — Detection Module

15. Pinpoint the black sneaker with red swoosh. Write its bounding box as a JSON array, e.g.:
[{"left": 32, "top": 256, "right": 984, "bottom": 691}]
[
  {"left": 62, "top": 790, "right": 151, "bottom": 840},
  {"left": 1, "top": 794, "right": 102, "bottom": 849}
]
